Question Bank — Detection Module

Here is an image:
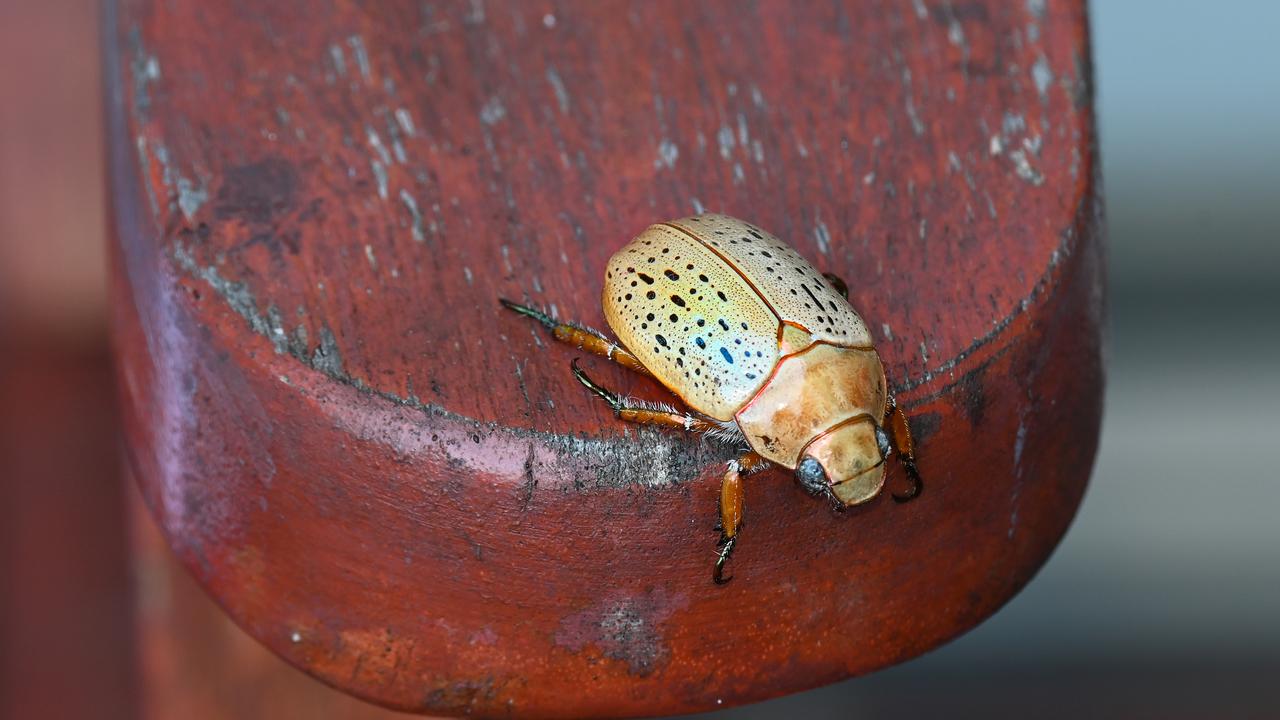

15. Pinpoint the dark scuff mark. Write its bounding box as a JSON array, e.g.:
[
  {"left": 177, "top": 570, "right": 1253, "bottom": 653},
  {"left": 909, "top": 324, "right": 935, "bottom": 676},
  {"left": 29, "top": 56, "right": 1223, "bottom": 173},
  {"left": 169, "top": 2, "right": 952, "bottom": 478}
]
[
  {"left": 908, "top": 410, "right": 942, "bottom": 446},
  {"left": 958, "top": 366, "right": 986, "bottom": 427},
  {"left": 213, "top": 157, "right": 298, "bottom": 224},
  {"left": 519, "top": 443, "right": 537, "bottom": 510}
]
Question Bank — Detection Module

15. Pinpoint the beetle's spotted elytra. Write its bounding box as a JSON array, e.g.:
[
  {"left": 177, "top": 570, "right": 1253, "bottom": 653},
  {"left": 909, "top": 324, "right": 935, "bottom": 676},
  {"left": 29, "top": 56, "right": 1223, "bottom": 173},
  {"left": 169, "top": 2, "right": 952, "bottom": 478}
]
[{"left": 501, "top": 213, "right": 923, "bottom": 583}]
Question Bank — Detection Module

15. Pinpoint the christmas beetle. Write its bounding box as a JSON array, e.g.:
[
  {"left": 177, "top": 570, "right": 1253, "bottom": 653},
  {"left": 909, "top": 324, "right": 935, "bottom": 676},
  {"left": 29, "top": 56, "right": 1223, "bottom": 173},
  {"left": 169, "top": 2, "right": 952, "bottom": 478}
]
[{"left": 501, "top": 214, "right": 922, "bottom": 583}]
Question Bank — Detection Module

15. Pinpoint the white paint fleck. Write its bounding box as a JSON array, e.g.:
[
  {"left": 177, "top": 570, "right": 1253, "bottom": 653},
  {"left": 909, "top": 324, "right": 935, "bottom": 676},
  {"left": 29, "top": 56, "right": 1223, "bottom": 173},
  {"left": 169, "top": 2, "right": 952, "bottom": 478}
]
[
  {"left": 736, "top": 114, "right": 749, "bottom": 145},
  {"left": 690, "top": 197, "right": 707, "bottom": 214},
  {"left": 863, "top": 171, "right": 876, "bottom": 185},
  {"left": 732, "top": 162, "right": 745, "bottom": 185},
  {"left": 364, "top": 244, "right": 377, "bottom": 269},
  {"left": 176, "top": 177, "right": 207, "bottom": 220},
  {"left": 395, "top": 108, "right": 416, "bottom": 136},
  {"left": 813, "top": 218, "right": 831, "bottom": 255},
  {"left": 1026, "top": 0, "right": 1046, "bottom": 19},
  {"left": 655, "top": 139, "right": 679, "bottom": 169},
  {"left": 1009, "top": 149, "right": 1045, "bottom": 185},
  {"left": 545, "top": 67, "right": 570, "bottom": 114},
  {"left": 367, "top": 127, "right": 392, "bottom": 165},
  {"left": 989, "top": 134, "right": 1004, "bottom": 156},
  {"left": 329, "top": 44, "right": 346, "bottom": 76},
  {"left": 948, "top": 151, "right": 963, "bottom": 173},
  {"left": 291, "top": 631, "right": 303, "bottom": 643},
  {"left": 1013, "top": 418, "right": 1029, "bottom": 470},
  {"left": 751, "top": 140, "right": 764, "bottom": 164},
  {"left": 480, "top": 96, "right": 506, "bottom": 125},
  {"left": 918, "top": 217, "right": 928, "bottom": 240},
  {"left": 371, "top": 161, "right": 388, "bottom": 200},
  {"left": 1031, "top": 55, "right": 1054, "bottom": 100},
  {"left": 911, "top": 0, "right": 928, "bottom": 20},
  {"left": 750, "top": 85, "right": 765, "bottom": 108},
  {"left": 463, "top": 266, "right": 474, "bottom": 284},
  {"left": 542, "top": 13, "right": 556, "bottom": 28},
  {"left": 717, "top": 125, "right": 734, "bottom": 159},
  {"left": 881, "top": 323, "right": 893, "bottom": 341},
  {"left": 399, "top": 190, "right": 425, "bottom": 241},
  {"left": 947, "top": 20, "right": 965, "bottom": 47},
  {"left": 1002, "top": 111, "right": 1027, "bottom": 135},
  {"left": 347, "top": 35, "right": 372, "bottom": 82},
  {"left": 919, "top": 341, "right": 930, "bottom": 364},
  {"left": 902, "top": 69, "right": 925, "bottom": 136}
]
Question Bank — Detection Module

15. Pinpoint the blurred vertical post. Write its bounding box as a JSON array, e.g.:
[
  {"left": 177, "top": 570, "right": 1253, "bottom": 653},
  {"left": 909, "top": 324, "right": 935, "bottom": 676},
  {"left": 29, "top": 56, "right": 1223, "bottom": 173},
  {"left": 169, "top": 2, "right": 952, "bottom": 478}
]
[{"left": 0, "top": 0, "right": 137, "bottom": 717}]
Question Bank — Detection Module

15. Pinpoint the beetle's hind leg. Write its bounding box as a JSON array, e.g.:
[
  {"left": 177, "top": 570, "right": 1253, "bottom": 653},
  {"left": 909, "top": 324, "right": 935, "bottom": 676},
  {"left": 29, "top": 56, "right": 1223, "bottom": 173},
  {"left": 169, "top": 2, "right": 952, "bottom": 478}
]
[
  {"left": 883, "top": 393, "right": 923, "bottom": 502},
  {"left": 499, "top": 299, "right": 652, "bottom": 377}
]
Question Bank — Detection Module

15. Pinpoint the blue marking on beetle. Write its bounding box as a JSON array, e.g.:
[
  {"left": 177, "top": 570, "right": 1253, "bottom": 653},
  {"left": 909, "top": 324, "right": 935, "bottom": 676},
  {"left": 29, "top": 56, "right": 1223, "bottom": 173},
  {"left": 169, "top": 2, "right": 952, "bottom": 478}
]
[
  {"left": 695, "top": 337, "right": 706, "bottom": 349},
  {"left": 720, "top": 347, "right": 734, "bottom": 364}
]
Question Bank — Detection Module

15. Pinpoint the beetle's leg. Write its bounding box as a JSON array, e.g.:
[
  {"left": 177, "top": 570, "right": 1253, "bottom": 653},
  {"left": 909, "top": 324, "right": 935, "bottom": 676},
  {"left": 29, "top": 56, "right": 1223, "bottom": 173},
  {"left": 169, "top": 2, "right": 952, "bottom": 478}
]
[
  {"left": 884, "top": 393, "right": 923, "bottom": 503},
  {"left": 821, "top": 272, "right": 849, "bottom": 299},
  {"left": 570, "top": 359, "right": 716, "bottom": 434},
  {"left": 500, "top": 299, "right": 652, "bottom": 377},
  {"left": 714, "top": 451, "right": 770, "bottom": 585}
]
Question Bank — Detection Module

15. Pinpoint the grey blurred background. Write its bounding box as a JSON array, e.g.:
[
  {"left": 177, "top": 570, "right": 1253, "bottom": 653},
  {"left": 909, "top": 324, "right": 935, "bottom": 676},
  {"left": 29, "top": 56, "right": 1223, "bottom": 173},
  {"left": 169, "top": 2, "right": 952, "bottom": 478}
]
[
  {"left": 2, "top": 1, "right": 1276, "bottom": 718},
  {"left": 707, "top": 1, "right": 1280, "bottom": 717}
]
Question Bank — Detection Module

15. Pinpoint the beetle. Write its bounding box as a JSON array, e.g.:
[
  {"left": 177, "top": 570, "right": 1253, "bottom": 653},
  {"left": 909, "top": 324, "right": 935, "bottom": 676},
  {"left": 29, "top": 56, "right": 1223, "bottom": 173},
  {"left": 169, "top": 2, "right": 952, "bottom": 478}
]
[{"left": 501, "top": 213, "right": 922, "bottom": 583}]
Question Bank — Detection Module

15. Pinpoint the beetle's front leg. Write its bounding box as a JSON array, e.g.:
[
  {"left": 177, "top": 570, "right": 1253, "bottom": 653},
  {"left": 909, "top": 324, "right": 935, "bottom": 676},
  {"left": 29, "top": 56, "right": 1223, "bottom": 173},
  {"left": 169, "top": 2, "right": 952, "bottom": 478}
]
[
  {"left": 715, "top": 451, "right": 770, "bottom": 585},
  {"left": 884, "top": 393, "right": 923, "bottom": 502}
]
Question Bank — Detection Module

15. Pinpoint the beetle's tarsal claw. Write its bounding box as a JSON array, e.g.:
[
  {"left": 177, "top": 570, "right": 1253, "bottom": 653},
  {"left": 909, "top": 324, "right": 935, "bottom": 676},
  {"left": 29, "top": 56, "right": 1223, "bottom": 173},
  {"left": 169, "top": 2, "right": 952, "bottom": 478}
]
[
  {"left": 570, "top": 358, "right": 623, "bottom": 411},
  {"left": 498, "top": 298, "right": 558, "bottom": 330},
  {"left": 713, "top": 536, "right": 737, "bottom": 585},
  {"left": 892, "top": 463, "right": 923, "bottom": 503}
]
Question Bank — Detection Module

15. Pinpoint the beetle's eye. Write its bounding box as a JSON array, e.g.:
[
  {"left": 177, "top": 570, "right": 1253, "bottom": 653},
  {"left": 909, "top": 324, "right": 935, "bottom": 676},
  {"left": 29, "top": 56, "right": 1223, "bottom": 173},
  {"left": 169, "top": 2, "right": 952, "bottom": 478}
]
[{"left": 796, "top": 457, "right": 829, "bottom": 497}]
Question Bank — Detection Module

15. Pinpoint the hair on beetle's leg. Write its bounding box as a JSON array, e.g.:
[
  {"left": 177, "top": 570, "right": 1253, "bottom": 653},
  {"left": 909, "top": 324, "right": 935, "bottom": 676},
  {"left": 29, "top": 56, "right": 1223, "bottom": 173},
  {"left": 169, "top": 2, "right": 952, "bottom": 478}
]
[
  {"left": 570, "top": 359, "right": 718, "bottom": 435},
  {"left": 499, "top": 299, "right": 653, "bottom": 378},
  {"left": 884, "top": 393, "right": 923, "bottom": 503},
  {"left": 821, "top": 272, "right": 849, "bottom": 299},
  {"left": 714, "top": 452, "right": 769, "bottom": 585}
]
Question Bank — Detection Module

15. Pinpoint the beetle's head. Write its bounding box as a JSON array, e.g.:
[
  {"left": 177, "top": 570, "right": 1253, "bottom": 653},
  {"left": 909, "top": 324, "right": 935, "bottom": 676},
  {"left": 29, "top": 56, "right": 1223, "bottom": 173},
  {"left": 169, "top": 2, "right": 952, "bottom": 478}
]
[{"left": 795, "top": 416, "right": 889, "bottom": 506}]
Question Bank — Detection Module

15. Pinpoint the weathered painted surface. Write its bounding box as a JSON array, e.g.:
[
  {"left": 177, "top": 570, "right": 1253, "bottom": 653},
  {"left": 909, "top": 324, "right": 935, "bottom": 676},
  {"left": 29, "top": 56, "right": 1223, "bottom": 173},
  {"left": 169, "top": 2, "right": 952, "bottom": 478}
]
[{"left": 106, "top": 0, "right": 1104, "bottom": 717}]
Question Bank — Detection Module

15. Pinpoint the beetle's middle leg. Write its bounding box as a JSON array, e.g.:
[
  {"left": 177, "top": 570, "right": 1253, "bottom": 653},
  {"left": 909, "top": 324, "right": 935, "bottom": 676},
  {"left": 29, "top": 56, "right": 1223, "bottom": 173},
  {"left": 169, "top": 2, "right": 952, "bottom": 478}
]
[
  {"left": 500, "top": 299, "right": 652, "bottom": 378},
  {"left": 883, "top": 393, "right": 923, "bottom": 503}
]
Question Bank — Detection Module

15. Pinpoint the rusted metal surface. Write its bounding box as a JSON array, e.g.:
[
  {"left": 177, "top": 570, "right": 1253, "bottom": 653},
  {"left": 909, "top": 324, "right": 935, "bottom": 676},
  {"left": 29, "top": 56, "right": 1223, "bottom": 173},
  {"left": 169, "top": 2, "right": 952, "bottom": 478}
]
[{"left": 105, "top": 0, "right": 1104, "bottom": 716}]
